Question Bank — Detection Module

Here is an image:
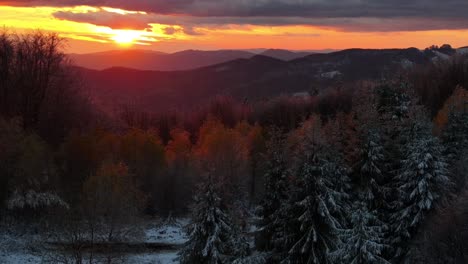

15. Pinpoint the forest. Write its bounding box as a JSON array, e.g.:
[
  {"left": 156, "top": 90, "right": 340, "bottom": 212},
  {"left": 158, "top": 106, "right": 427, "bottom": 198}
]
[{"left": 0, "top": 31, "right": 468, "bottom": 263}]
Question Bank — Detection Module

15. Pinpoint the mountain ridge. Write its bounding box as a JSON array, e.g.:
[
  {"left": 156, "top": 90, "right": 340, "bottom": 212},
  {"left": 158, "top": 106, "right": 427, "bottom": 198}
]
[
  {"left": 79, "top": 47, "right": 462, "bottom": 115},
  {"left": 69, "top": 49, "right": 316, "bottom": 71}
]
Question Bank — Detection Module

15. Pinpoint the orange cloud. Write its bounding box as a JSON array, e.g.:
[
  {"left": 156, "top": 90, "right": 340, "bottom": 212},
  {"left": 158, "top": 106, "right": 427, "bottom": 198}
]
[{"left": 1, "top": 4, "right": 467, "bottom": 53}]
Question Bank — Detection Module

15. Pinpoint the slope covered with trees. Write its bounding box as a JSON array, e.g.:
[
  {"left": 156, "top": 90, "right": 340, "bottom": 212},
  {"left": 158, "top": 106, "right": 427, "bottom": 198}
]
[{"left": 0, "top": 31, "right": 467, "bottom": 263}]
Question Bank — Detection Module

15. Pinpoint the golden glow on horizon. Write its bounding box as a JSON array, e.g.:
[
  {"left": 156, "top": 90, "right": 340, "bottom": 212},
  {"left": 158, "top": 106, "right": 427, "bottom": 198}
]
[
  {"left": 111, "top": 30, "right": 142, "bottom": 45},
  {"left": 1, "top": 5, "right": 467, "bottom": 53}
]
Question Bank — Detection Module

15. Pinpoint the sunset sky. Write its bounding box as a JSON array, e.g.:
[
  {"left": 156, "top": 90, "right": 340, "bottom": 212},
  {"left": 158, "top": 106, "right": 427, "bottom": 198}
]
[{"left": 1, "top": 1, "right": 467, "bottom": 54}]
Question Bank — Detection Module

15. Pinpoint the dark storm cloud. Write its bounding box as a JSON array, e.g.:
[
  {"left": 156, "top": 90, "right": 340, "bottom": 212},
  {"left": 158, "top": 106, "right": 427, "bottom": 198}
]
[{"left": 4, "top": 0, "right": 468, "bottom": 31}]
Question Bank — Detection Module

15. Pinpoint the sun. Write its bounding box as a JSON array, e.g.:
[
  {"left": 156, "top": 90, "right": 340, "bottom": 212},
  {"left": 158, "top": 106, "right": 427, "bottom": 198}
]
[{"left": 111, "top": 30, "right": 141, "bottom": 45}]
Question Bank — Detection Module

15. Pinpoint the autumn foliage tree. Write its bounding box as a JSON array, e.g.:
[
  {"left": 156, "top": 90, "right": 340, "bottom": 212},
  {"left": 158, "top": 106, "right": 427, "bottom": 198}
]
[
  {"left": 82, "top": 162, "right": 144, "bottom": 242},
  {"left": 60, "top": 128, "right": 166, "bottom": 212},
  {"left": 60, "top": 129, "right": 119, "bottom": 203},
  {"left": 164, "top": 128, "right": 196, "bottom": 213},
  {"left": 118, "top": 128, "right": 165, "bottom": 213},
  {"left": 194, "top": 117, "right": 250, "bottom": 206},
  {"left": 433, "top": 86, "right": 468, "bottom": 135},
  {"left": 410, "top": 54, "right": 468, "bottom": 117}
]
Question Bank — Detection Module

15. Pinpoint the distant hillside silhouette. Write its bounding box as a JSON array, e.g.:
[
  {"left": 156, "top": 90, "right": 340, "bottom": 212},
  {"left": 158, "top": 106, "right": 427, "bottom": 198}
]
[
  {"left": 79, "top": 47, "right": 459, "bottom": 114},
  {"left": 70, "top": 49, "right": 314, "bottom": 71}
]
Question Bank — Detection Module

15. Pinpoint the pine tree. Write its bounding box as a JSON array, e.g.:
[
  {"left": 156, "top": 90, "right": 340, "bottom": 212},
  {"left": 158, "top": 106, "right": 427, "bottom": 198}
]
[
  {"left": 179, "top": 176, "right": 249, "bottom": 264},
  {"left": 332, "top": 200, "right": 390, "bottom": 264},
  {"left": 391, "top": 122, "right": 451, "bottom": 258},
  {"left": 256, "top": 129, "right": 289, "bottom": 252},
  {"left": 274, "top": 123, "right": 351, "bottom": 264}
]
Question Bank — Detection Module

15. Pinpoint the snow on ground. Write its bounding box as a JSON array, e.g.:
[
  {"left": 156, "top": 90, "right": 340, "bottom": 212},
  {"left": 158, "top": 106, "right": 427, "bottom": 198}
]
[
  {"left": 320, "top": 70, "right": 342, "bottom": 79},
  {"left": 432, "top": 50, "right": 450, "bottom": 62},
  {"left": 0, "top": 231, "right": 43, "bottom": 264},
  {"left": 0, "top": 252, "right": 42, "bottom": 264},
  {"left": 400, "top": 59, "right": 414, "bottom": 69},
  {"left": 0, "top": 218, "right": 266, "bottom": 264},
  {"left": 145, "top": 219, "right": 189, "bottom": 245},
  {"left": 0, "top": 219, "right": 189, "bottom": 264},
  {"left": 457, "top": 47, "right": 468, "bottom": 55},
  {"left": 127, "top": 251, "right": 179, "bottom": 264}
]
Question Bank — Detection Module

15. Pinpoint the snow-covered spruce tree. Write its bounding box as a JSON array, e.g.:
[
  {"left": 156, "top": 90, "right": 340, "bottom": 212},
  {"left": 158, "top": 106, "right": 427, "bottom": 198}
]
[
  {"left": 391, "top": 121, "right": 452, "bottom": 258},
  {"left": 286, "top": 149, "right": 350, "bottom": 264},
  {"left": 354, "top": 129, "right": 388, "bottom": 210},
  {"left": 233, "top": 253, "right": 268, "bottom": 264},
  {"left": 376, "top": 81, "right": 411, "bottom": 123},
  {"left": 256, "top": 128, "right": 289, "bottom": 252},
  {"left": 375, "top": 81, "right": 414, "bottom": 193},
  {"left": 179, "top": 176, "right": 249, "bottom": 264},
  {"left": 375, "top": 80, "right": 415, "bottom": 159},
  {"left": 332, "top": 200, "right": 390, "bottom": 264},
  {"left": 275, "top": 119, "right": 351, "bottom": 264}
]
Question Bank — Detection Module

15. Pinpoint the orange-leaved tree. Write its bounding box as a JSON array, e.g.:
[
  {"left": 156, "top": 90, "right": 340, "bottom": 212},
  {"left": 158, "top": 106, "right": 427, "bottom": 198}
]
[{"left": 82, "top": 162, "right": 145, "bottom": 242}]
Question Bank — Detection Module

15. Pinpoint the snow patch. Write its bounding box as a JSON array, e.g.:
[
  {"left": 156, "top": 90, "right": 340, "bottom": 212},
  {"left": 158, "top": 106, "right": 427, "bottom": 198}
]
[
  {"left": 127, "top": 251, "right": 179, "bottom": 264},
  {"left": 320, "top": 70, "right": 342, "bottom": 79},
  {"left": 7, "top": 190, "right": 69, "bottom": 210},
  {"left": 432, "top": 51, "right": 450, "bottom": 62},
  {"left": 0, "top": 252, "right": 41, "bottom": 264},
  {"left": 0, "top": 231, "right": 43, "bottom": 264},
  {"left": 1, "top": 219, "right": 189, "bottom": 264},
  {"left": 457, "top": 48, "right": 468, "bottom": 55},
  {"left": 400, "top": 59, "right": 414, "bottom": 69},
  {"left": 145, "top": 220, "right": 188, "bottom": 245}
]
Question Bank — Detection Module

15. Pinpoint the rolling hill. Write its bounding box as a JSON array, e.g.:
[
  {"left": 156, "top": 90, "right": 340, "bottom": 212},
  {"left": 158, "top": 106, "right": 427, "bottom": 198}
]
[
  {"left": 70, "top": 49, "right": 314, "bottom": 71},
  {"left": 79, "top": 47, "right": 459, "bottom": 114},
  {"left": 259, "top": 49, "right": 313, "bottom": 61},
  {"left": 70, "top": 49, "right": 255, "bottom": 71}
]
